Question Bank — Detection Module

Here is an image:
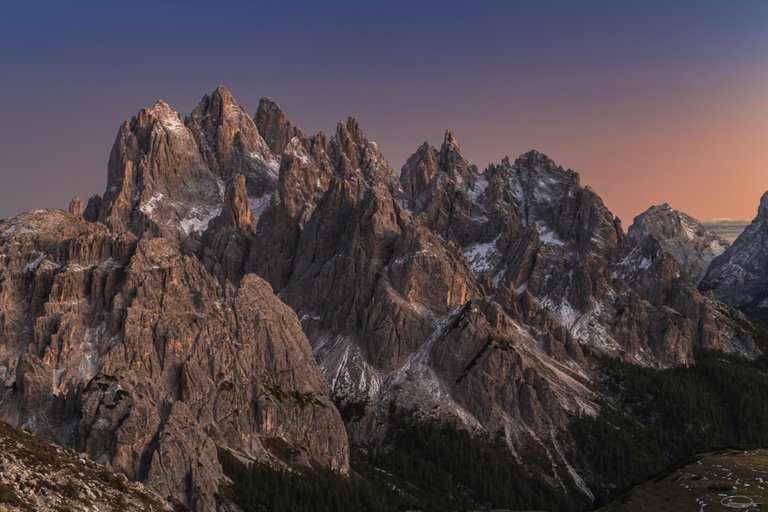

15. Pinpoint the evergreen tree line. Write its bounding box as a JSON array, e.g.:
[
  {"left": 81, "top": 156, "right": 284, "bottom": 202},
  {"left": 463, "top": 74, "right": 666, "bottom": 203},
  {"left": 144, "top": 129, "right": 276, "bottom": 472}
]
[
  {"left": 218, "top": 448, "right": 418, "bottom": 512},
  {"left": 368, "top": 415, "right": 578, "bottom": 511},
  {"left": 218, "top": 326, "right": 768, "bottom": 512},
  {"left": 570, "top": 348, "right": 768, "bottom": 507},
  {"left": 218, "top": 415, "right": 579, "bottom": 512}
]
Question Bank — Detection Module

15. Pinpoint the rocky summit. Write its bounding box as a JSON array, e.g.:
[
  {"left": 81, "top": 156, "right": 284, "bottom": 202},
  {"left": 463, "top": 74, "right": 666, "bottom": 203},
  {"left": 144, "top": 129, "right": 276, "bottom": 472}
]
[
  {"left": 0, "top": 86, "right": 765, "bottom": 511},
  {"left": 628, "top": 203, "right": 729, "bottom": 285}
]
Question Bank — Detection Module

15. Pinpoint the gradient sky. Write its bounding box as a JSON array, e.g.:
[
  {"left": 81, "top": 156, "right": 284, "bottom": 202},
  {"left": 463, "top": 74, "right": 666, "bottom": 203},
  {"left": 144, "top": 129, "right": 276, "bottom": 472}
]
[{"left": 1, "top": 0, "right": 767, "bottom": 226}]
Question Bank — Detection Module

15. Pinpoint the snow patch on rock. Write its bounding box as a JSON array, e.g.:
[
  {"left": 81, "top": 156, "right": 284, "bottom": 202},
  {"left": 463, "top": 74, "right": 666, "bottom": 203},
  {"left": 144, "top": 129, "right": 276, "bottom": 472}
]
[
  {"left": 463, "top": 235, "right": 500, "bottom": 274},
  {"left": 179, "top": 205, "right": 222, "bottom": 235},
  {"left": 139, "top": 194, "right": 164, "bottom": 215}
]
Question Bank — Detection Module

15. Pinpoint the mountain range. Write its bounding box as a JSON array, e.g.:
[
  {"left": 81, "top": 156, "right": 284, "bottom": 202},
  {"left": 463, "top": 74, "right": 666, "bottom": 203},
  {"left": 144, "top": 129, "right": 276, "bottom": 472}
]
[{"left": 0, "top": 86, "right": 766, "bottom": 511}]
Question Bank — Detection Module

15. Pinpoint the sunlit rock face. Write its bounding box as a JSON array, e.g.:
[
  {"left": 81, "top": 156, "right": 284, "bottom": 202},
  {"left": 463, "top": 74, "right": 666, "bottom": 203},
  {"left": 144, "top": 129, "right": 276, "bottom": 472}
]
[{"left": 0, "top": 88, "right": 350, "bottom": 511}]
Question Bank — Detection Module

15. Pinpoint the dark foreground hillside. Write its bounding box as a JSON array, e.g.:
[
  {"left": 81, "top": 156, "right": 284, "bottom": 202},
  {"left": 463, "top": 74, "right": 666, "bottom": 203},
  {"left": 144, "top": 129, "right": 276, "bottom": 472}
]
[{"left": 0, "top": 421, "right": 172, "bottom": 511}]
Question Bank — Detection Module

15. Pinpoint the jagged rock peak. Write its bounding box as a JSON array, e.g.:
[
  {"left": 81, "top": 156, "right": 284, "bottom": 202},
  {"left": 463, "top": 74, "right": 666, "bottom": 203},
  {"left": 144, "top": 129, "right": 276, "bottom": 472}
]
[
  {"left": 186, "top": 85, "right": 278, "bottom": 200},
  {"left": 435, "top": 128, "right": 477, "bottom": 186},
  {"left": 442, "top": 129, "right": 460, "bottom": 150},
  {"left": 336, "top": 116, "right": 364, "bottom": 145},
  {"left": 629, "top": 202, "right": 728, "bottom": 284},
  {"left": 439, "top": 129, "right": 463, "bottom": 158},
  {"left": 758, "top": 191, "right": 768, "bottom": 219},
  {"left": 630, "top": 203, "right": 716, "bottom": 239},
  {"left": 212, "top": 83, "right": 235, "bottom": 102},
  {"left": 68, "top": 196, "right": 84, "bottom": 217},
  {"left": 514, "top": 149, "right": 580, "bottom": 185},
  {"left": 400, "top": 141, "right": 438, "bottom": 198},
  {"left": 333, "top": 117, "right": 382, "bottom": 156},
  {"left": 255, "top": 96, "right": 305, "bottom": 156},
  {"left": 193, "top": 85, "right": 241, "bottom": 123},
  {"left": 97, "top": 95, "right": 221, "bottom": 240},
  {"left": 138, "top": 100, "right": 185, "bottom": 127},
  {"left": 328, "top": 116, "right": 399, "bottom": 190},
  {"left": 629, "top": 203, "right": 675, "bottom": 225},
  {"left": 126, "top": 99, "right": 198, "bottom": 150},
  {"left": 221, "top": 173, "right": 256, "bottom": 231},
  {"left": 514, "top": 149, "right": 554, "bottom": 169}
]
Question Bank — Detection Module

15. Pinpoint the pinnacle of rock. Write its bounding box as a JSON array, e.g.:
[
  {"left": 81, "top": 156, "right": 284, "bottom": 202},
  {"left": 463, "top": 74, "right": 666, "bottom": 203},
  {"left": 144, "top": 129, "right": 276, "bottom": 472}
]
[
  {"left": 68, "top": 196, "right": 84, "bottom": 217},
  {"left": 221, "top": 174, "right": 256, "bottom": 231}
]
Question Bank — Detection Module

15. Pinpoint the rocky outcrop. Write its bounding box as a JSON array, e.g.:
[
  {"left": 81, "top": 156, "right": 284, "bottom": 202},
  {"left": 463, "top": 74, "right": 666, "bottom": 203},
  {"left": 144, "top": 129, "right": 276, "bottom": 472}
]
[
  {"left": 220, "top": 174, "right": 257, "bottom": 231},
  {"left": 400, "top": 130, "right": 483, "bottom": 242},
  {"left": 68, "top": 196, "right": 84, "bottom": 217},
  {"left": 607, "top": 203, "right": 754, "bottom": 364},
  {"left": 0, "top": 208, "right": 349, "bottom": 511},
  {"left": 400, "top": 142, "right": 438, "bottom": 198},
  {"left": 0, "top": 420, "right": 173, "bottom": 512},
  {"left": 701, "top": 192, "right": 768, "bottom": 323}
]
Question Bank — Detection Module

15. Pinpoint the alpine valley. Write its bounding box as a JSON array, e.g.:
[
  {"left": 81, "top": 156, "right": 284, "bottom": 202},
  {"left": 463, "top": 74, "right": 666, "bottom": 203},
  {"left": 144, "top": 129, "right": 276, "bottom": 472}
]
[{"left": 1, "top": 86, "right": 768, "bottom": 512}]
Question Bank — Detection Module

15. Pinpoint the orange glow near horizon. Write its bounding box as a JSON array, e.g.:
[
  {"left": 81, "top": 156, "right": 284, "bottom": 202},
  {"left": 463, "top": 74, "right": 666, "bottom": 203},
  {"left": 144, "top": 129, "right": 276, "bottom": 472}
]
[{"left": 567, "top": 73, "right": 768, "bottom": 225}]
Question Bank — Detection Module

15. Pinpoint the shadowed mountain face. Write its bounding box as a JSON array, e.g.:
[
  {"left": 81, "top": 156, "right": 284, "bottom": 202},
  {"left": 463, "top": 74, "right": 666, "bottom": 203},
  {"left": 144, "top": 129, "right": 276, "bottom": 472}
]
[
  {"left": 0, "top": 86, "right": 763, "bottom": 510},
  {"left": 701, "top": 192, "right": 768, "bottom": 324},
  {"left": 628, "top": 203, "right": 729, "bottom": 286}
]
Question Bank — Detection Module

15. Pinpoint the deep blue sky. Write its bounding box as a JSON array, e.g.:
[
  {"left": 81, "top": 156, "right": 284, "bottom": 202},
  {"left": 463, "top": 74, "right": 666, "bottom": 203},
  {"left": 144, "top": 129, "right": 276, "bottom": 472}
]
[{"left": 1, "top": 1, "right": 767, "bottom": 223}]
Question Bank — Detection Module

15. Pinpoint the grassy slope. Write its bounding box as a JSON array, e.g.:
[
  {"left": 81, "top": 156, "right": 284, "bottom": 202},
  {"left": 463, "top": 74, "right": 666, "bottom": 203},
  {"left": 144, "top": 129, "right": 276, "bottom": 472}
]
[{"left": 599, "top": 449, "right": 768, "bottom": 511}]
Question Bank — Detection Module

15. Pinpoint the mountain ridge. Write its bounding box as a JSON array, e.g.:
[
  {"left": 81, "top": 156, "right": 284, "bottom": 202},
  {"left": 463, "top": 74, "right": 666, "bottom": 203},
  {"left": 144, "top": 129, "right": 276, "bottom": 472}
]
[{"left": 1, "top": 85, "right": 765, "bottom": 511}]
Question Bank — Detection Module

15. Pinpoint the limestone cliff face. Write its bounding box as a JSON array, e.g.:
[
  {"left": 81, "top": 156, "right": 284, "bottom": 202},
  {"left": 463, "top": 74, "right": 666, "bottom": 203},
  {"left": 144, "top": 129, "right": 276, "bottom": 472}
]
[
  {"left": 250, "top": 96, "right": 334, "bottom": 288},
  {"left": 87, "top": 87, "right": 284, "bottom": 243},
  {"left": 92, "top": 101, "right": 223, "bottom": 241},
  {"left": 248, "top": 121, "right": 482, "bottom": 376},
  {"left": 197, "top": 173, "right": 257, "bottom": 283},
  {"left": 0, "top": 207, "right": 348, "bottom": 511},
  {"left": 255, "top": 97, "right": 305, "bottom": 157}
]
